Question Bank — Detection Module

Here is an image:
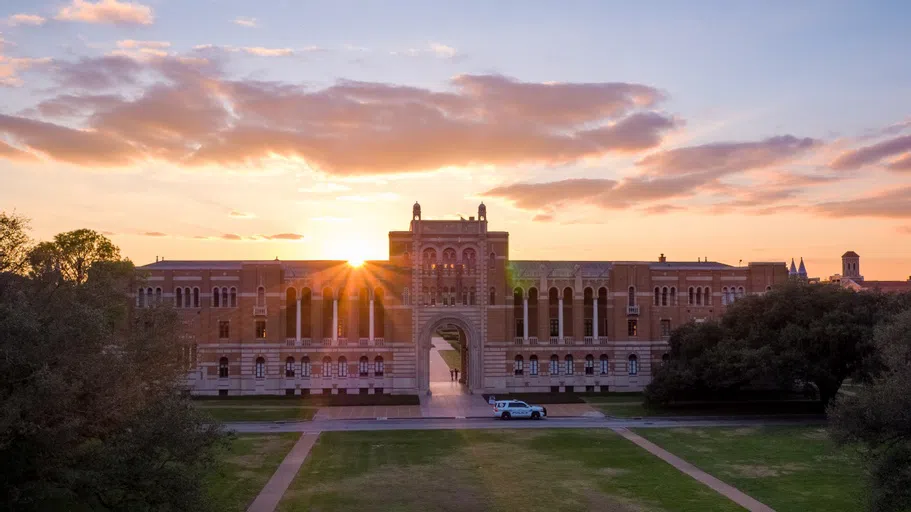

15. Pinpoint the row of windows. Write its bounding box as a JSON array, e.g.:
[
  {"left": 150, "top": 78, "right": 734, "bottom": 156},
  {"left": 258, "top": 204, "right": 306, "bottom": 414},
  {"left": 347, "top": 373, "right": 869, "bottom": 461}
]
[
  {"left": 137, "top": 287, "right": 161, "bottom": 307},
  {"left": 511, "top": 354, "right": 644, "bottom": 376},
  {"left": 721, "top": 286, "right": 746, "bottom": 305},
  {"left": 174, "top": 287, "right": 201, "bottom": 308},
  {"left": 222, "top": 356, "right": 386, "bottom": 379},
  {"left": 212, "top": 287, "right": 239, "bottom": 308},
  {"left": 421, "top": 286, "right": 477, "bottom": 306},
  {"left": 652, "top": 287, "right": 679, "bottom": 306}
]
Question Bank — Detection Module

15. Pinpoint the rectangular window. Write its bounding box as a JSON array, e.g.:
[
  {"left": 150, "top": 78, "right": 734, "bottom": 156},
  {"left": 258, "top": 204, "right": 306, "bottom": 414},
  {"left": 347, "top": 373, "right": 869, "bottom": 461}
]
[
  {"left": 255, "top": 320, "right": 266, "bottom": 339},
  {"left": 549, "top": 319, "right": 559, "bottom": 337},
  {"left": 515, "top": 319, "right": 524, "bottom": 338},
  {"left": 285, "top": 389, "right": 295, "bottom": 396},
  {"left": 584, "top": 319, "right": 593, "bottom": 337},
  {"left": 627, "top": 319, "right": 638, "bottom": 337},
  {"left": 529, "top": 358, "right": 538, "bottom": 376},
  {"left": 661, "top": 319, "right": 671, "bottom": 337},
  {"left": 218, "top": 321, "right": 230, "bottom": 339}
]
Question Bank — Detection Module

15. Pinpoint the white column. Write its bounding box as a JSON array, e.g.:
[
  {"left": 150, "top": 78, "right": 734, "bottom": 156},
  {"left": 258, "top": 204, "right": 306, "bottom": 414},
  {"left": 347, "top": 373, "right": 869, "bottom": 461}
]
[
  {"left": 558, "top": 297, "right": 564, "bottom": 338},
  {"left": 295, "top": 297, "right": 301, "bottom": 342},
  {"left": 332, "top": 299, "right": 338, "bottom": 343},
  {"left": 369, "top": 298, "right": 375, "bottom": 340},
  {"left": 523, "top": 297, "right": 529, "bottom": 340},
  {"left": 593, "top": 298, "right": 598, "bottom": 339}
]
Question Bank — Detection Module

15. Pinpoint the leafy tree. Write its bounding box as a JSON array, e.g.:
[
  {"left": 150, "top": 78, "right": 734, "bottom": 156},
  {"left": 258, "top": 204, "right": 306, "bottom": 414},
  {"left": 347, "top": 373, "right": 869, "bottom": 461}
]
[
  {"left": 829, "top": 309, "right": 911, "bottom": 512},
  {"left": 0, "top": 225, "right": 227, "bottom": 511},
  {"left": 28, "top": 228, "right": 120, "bottom": 284},
  {"left": 0, "top": 211, "right": 31, "bottom": 275},
  {"left": 646, "top": 282, "right": 896, "bottom": 406}
]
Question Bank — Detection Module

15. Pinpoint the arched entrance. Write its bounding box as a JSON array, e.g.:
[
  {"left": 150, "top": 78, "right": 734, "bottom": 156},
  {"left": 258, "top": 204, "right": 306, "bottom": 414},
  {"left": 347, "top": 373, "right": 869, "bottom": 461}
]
[{"left": 417, "top": 314, "right": 481, "bottom": 396}]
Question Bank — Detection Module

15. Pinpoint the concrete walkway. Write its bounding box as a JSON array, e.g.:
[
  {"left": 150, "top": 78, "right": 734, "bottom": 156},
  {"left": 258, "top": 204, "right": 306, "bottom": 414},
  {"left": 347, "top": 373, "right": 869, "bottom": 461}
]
[
  {"left": 246, "top": 432, "right": 320, "bottom": 512},
  {"left": 611, "top": 427, "right": 775, "bottom": 512}
]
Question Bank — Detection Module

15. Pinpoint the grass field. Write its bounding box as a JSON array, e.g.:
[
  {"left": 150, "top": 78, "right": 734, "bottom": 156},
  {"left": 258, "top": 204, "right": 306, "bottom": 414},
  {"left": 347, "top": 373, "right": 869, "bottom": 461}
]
[
  {"left": 206, "top": 433, "right": 298, "bottom": 512},
  {"left": 635, "top": 426, "right": 865, "bottom": 512},
  {"left": 200, "top": 406, "right": 317, "bottom": 422},
  {"left": 595, "top": 400, "right": 825, "bottom": 418},
  {"left": 277, "top": 429, "right": 742, "bottom": 512}
]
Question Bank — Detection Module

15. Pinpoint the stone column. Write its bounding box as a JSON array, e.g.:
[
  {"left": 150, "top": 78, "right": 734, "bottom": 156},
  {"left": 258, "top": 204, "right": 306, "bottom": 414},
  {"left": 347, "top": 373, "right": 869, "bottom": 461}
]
[
  {"left": 295, "top": 297, "right": 301, "bottom": 342},
  {"left": 593, "top": 297, "right": 598, "bottom": 339},
  {"left": 369, "top": 298, "right": 375, "bottom": 340},
  {"left": 523, "top": 297, "right": 529, "bottom": 340},
  {"left": 558, "top": 297, "right": 564, "bottom": 338},
  {"left": 332, "top": 299, "right": 338, "bottom": 344}
]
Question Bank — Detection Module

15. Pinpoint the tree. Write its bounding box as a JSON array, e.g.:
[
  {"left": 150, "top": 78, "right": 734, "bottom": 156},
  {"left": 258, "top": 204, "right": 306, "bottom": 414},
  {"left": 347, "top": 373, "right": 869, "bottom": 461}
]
[
  {"left": 28, "top": 228, "right": 120, "bottom": 284},
  {"left": 646, "top": 282, "right": 895, "bottom": 406},
  {"left": 0, "top": 211, "right": 31, "bottom": 275},
  {"left": 0, "top": 229, "right": 227, "bottom": 510},
  {"left": 829, "top": 309, "right": 911, "bottom": 512}
]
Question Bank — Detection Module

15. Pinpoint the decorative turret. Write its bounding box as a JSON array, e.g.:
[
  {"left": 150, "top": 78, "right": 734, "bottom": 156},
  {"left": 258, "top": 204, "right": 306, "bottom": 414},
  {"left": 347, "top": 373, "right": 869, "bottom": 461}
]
[
  {"left": 842, "top": 250, "right": 862, "bottom": 281},
  {"left": 412, "top": 201, "right": 421, "bottom": 221},
  {"left": 797, "top": 257, "right": 807, "bottom": 279},
  {"left": 478, "top": 201, "right": 487, "bottom": 221},
  {"left": 789, "top": 258, "right": 798, "bottom": 278}
]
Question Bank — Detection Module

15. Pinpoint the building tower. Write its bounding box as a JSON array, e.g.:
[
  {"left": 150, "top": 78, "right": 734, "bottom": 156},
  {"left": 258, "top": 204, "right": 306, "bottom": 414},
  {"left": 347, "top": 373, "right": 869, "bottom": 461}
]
[
  {"left": 842, "top": 251, "right": 862, "bottom": 282},
  {"left": 797, "top": 257, "right": 808, "bottom": 282},
  {"left": 789, "top": 258, "right": 798, "bottom": 279}
]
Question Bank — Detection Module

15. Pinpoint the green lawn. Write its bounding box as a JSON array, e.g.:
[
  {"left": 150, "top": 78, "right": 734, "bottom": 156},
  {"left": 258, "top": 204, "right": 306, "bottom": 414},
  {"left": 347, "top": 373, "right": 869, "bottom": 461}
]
[
  {"left": 438, "top": 348, "right": 462, "bottom": 372},
  {"left": 596, "top": 400, "right": 824, "bottom": 418},
  {"left": 635, "top": 426, "right": 865, "bottom": 512},
  {"left": 277, "top": 429, "right": 742, "bottom": 512},
  {"left": 206, "top": 433, "right": 299, "bottom": 512},
  {"left": 200, "top": 406, "right": 317, "bottom": 422}
]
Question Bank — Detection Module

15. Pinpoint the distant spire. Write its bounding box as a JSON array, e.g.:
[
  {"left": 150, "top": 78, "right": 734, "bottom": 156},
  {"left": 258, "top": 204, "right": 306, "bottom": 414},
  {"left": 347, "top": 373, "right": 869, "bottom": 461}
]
[
  {"left": 798, "top": 257, "right": 807, "bottom": 277},
  {"left": 789, "top": 258, "right": 797, "bottom": 276}
]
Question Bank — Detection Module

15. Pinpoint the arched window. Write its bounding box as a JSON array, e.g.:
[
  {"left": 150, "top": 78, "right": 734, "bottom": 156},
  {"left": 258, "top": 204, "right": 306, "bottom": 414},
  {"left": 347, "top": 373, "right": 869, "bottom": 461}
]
[
  {"left": 374, "top": 288, "right": 385, "bottom": 338},
  {"left": 175, "top": 288, "right": 183, "bottom": 308},
  {"left": 488, "top": 287, "right": 495, "bottom": 305},
  {"left": 766, "top": 285, "right": 772, "bottom": 292},
  {"left": 255, "top": 357, "right": 265, "bottom": 379},
  {"left": 528, "top": 287, "right": 539, "bottom": 339},
  {"left": 338, "top": 357, "right": 348, "bottom": 378},
  {"left": 462, "top": 248, "right": 476, "bottom": 267},
  {"left": 722, "top": 287, "right": 729, "bottom": 305},
  {"left": 529, "top": 355, "right": 539, "bottom": 376},
  {"left": 688, "top": 287, "right": 695, "bottom": 305},
  {"left": 422, "top": 248, "right": 437, "bottom": 266},
  {"left": 548, "top": 288, "right": 560, "bottom": 337},
  {"left": 469, "top": 287, "right": 476, "bottom": 306},
  {"left": 662, "top": 353, "right": 670, "bottom": 363},
  {"left": 155, "top": 287, "right": 162, "bottom": 303},
  {"left": 359, "top": 356, "right": 369, "bottom": 377},
  {"left": 705, "top": 287, "right": 711, "bottom": 305},
  {"left": 285, "top": 356, "right": 295, "bottom": 377},
  {"left": 301, "top": 357, "right": 311, "bottom": 377},
  {"left": 549, "top": 355, "right": 560, "bottom": 375},
  {"left": 628, "top": 354, "right": 638, "bottom": 375},
  {"left": 654, "top": 287, "right": 660, "bottom": 306},
  {"left": 374, "top": 356, "right": 384, "bottom": 377},
  {"left": 183, "top": 287, "right": 191, "bottom": 308},
  {"left": 514, "top": 355, "right": 524, "bottom": 375},
  {"left": 489, "top": 252, "right": 496, "bottom": 270},
  {"left": 597, "top": 287, "right": 608, "bottom": 335},
  {"left": 336, "top": 288, "right": 347, "bottom": 337},
  {"left": 322, "top": 356, "right": 332, "bottom": 377},
  {"left": 670, "top": 287, "right": 676, "bottom": 305},
  {"left": 219, "top": 357, "right": 229, "bottom": 378},
  {"left": 562, "top": 287, "right": 573, "bottom": 337},
  {"left": 737, "top": 286, "right": 745, "bottom": 298},
  {"left": 442, "top": 248, "right": 456, "bottom": 264},
  {"left": 301, "top": 288, "right": 312, "bottom": 337},
  {"left": 442, "top": 286, "right": 449, "bottom": 307},
  {"left": 358, "top": 288, "right": 369, "bottom": 338},
  {"left": 256, "top": 286, "right": 265, "bottom": 307},
  {"left": 212, "top": 287, "right": 220, "bottom": 307},
  {"left": 193, "top": 287, "right": 200, "bottom": 308},
  {"left": 286, "top": 288, "right": 297, "bottom": 338},
  {"left": 222, "top": 287, "right": 229, "bottom": 308},
  {"left": 513, "top": 288, "right": 524, "bottom": 338},
  {"left": 583, "top": 288, "right": 593, "bottom": 337},
  {"left": 565, "top": 354, "right": 574, "bottom": 375},
  {"left": 322, "top": 288, "right": 334, "bottom": 338},
  {"left": 137, "top": 288, "right": 145, "bottom": 308},
  {"left": 585, "top": 354, "right": 595, "bottom": 375},
  {"left": 696, "top": 287, "right": 703, "bottom": 306},
  {"left": 628, "top": 286, "right": 635, "bottom": 307},
  {"left": 599, "top": 355, "right": 609, "bottom": 375},
  {"left": 662, "top": 287, "right": 668, "bottom": 306},
  {"left": 230, "top": 287, "right": 237, "bottom": 307}
]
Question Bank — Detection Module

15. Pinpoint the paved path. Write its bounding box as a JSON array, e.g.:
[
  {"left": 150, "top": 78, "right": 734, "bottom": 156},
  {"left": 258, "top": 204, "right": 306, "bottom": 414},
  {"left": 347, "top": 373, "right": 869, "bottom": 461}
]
[
  {"left": 246, "top": 432, "right": 320, "bottom": 512},
  {"left": 612, "top": 427, "right": 775, "bottom": 512},
  {"left": 225, "top": 416, "right": 824, "bottom": 434}
]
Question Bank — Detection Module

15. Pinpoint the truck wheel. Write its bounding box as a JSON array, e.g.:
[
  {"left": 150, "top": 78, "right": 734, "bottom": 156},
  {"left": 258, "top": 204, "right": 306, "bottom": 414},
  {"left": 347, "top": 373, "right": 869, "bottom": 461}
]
[
  {"left": 531, "top": 412, "right": 541, "bottom": 420},
  {"left": 501, "top": 412, "right": 511, "bottom": 420}
]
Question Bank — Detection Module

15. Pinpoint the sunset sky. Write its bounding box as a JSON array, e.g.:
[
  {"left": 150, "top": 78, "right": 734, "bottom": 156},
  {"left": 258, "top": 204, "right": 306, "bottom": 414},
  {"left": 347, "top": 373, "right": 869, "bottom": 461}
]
[{"left": 1, "top": 0, "right": 910, "bottom": 279}]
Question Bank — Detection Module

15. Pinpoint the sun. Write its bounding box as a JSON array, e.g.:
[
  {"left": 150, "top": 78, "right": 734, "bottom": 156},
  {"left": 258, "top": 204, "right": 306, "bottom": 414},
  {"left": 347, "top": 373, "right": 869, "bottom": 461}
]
[{"left": 347, "top": 257, "right": 365, "bottom": 268}]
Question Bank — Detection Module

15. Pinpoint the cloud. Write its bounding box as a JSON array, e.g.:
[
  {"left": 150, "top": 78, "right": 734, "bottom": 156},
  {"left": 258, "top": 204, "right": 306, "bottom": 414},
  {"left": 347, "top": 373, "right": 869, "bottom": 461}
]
[
  {"left": 8, "top": 14, "right": 46, "bottom": 26},
  {"left": 532, "top": 213, "right": 554, "bottom": 222},
  {"left": 207, "top": 232, "right": 304, "bottom": 241},
  {"left": 888, "top": 153, "right": 911, "bottom": 171},
  {"left": 56, "top": 0, "right": 154, "bottom": 25},
  {"left": 241, "top": 47, "right": 294, "bottom": 57},
  {"left": 116, "top": 40, "right": 170, "bottom": 49},
  {"left": 143, "top": 231, "right": 167, "bottom": 237},
  {"left": 220, "top": 233, "right": 242, "bottom": 240},
  {"left": 0, "top": 59, "right": 679, "bottom": 174},
  {"left": 429, "top": 43, "right": 457, "bottom": 58},
  {"left": 393, "top": 43, "right": 459, "bottom": 59},
  {"left": 0, "top": 55, "right": 52, "bottom": 87},
  {"left": 829, "top": 134, "right": 911, "bottom": 170},
  {"left": 813, "top": 186, "right": 911, "bottom": 219},
  {"left": 229, "top": 210, "right": 255, "bottom": 218},
  {"left": 0, "top": 139, "right": 36, "bottom": 161},
  {"left": 263, "top": 233, "right": 304, "bottom": 240},
  {"left": 0, "top": 113, "right": 138, "bottom": 165},
  {"left": 233, "top": 17, "right": 257, "bottom": 28},
  {"left": 641, "top": 204, "right": 684, "bottom": 215}
]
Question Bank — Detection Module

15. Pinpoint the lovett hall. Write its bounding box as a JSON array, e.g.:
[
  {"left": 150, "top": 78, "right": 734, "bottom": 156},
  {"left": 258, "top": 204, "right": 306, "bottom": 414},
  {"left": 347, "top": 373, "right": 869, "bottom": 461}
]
[{"left": 139, "top": 203, "right": 789, "bottom": 396}]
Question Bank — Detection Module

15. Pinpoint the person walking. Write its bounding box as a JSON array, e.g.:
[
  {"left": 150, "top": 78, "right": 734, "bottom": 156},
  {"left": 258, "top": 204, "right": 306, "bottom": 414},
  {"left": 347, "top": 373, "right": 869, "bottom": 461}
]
[
  {"left": 454, "top": 368, "right": 460, "bottom": 382},
  {"left": 450, "top": 368, "right": 454, "bottom": 381}
]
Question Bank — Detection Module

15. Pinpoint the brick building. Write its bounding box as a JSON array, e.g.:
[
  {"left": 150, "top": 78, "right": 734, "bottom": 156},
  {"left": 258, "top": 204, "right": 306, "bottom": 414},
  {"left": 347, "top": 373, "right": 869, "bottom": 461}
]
[{"left": 138, "top": 202, "right": 789, "bottom": 396}]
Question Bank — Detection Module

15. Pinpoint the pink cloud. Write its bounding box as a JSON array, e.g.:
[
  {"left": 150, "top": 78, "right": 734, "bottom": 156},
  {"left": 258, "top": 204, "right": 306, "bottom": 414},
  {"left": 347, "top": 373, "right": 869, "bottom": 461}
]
[
  {"left": 0, "top": 114, "right": 138, "bottom": 166},
  {"left": 143, "top": 231, "right": 167, "bottom": 237},
  {"left": 56, "top": 0, "right": 153, "bottom": 25},
  {"left": 263, "top": 233, "right": 305, "bottom": 240},
  {"left": 8, "top": 14, "right": 46, "bottom": 26},
  {"left": 813, "top": 186, "right": 911, "bottom": 219},
  {"left": 829, "top": 134, "right": 911, "bottom": 170},
  {"left": 887, "top": 153, "right": 911, "bottom": 171}
]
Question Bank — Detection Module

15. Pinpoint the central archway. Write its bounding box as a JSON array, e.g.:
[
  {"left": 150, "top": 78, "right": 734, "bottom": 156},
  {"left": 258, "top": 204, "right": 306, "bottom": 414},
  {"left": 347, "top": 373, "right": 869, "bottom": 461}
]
[{"left": 417, "top": 314, "right": 481, "bottom": 395}]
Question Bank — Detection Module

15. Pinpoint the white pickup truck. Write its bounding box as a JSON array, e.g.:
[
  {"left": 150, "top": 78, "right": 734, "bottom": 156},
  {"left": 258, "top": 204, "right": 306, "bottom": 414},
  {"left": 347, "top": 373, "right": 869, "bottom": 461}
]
[{"left": 492, "top": 400, "right": 547, "bottom": 420}]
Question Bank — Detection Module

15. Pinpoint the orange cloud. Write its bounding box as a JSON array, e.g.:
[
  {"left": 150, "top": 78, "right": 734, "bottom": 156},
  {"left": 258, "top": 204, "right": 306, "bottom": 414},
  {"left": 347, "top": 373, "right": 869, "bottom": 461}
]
[
  {"left": 813, "top": 186, "right": 911, "bottom": 218},
  {"left": 1, "top": 57, "right": 679, "bottom": 174},
  {"left": 8, "top": 14, "right": 46, "bottom": 26},
  {"left": 56, "top": 0, "right": 153, "bottom": 25},
  {"left": 143, "top": 231, "right": 167, "bottom": 237}
]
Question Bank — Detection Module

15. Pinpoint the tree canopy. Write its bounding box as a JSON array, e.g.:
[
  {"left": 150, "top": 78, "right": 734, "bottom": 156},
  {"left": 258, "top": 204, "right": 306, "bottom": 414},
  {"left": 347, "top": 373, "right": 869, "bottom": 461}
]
[
  {"left": 0, "top": 213, "right": 226, "bottom": 511},
  {"left": 646, "top": 281, "right": 905, "bottom": 406}
]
